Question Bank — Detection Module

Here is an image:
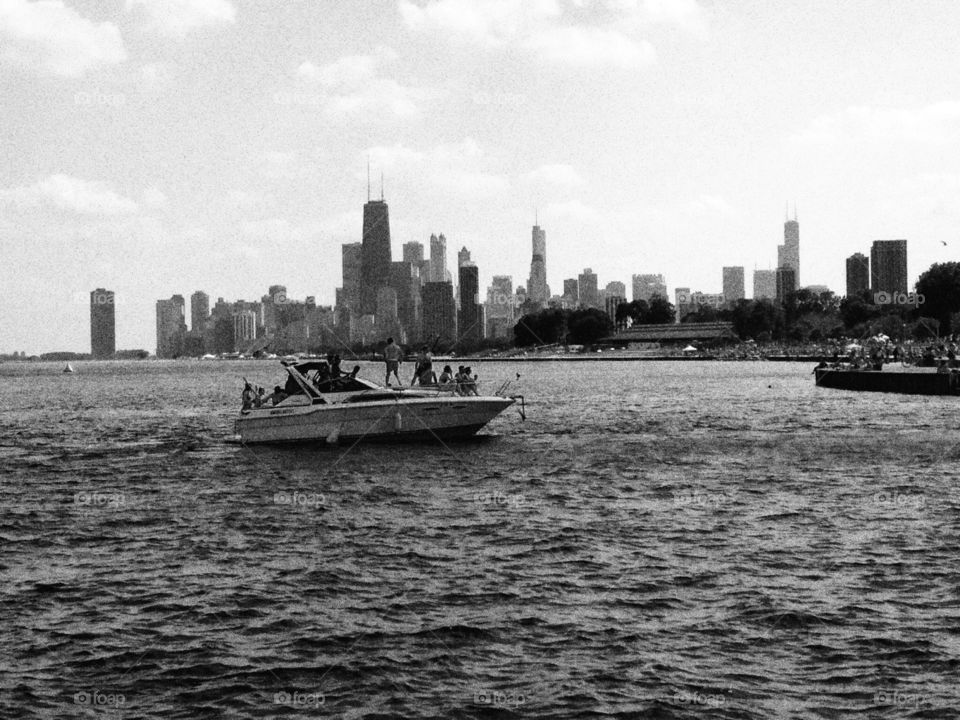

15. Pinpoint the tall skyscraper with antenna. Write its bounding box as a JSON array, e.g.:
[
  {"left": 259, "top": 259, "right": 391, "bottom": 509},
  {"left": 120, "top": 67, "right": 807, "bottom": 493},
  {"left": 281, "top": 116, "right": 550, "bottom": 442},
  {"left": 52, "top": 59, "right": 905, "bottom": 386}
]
[
  {"left": 359, "top": 167, "right": 392, "bottom": 316},
  {"left": 777, "top": 206, "right": 800, "bottom": 291},
  {"left": 526, "top": 222, "right": 549, "bottom": 307}
]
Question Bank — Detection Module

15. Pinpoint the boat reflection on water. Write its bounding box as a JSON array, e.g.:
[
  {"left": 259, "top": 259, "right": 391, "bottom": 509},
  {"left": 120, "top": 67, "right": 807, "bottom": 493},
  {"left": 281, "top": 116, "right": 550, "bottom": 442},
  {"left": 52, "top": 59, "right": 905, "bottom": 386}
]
[{"left": 234, "top": 360, "right": 523, "bottom": 444}]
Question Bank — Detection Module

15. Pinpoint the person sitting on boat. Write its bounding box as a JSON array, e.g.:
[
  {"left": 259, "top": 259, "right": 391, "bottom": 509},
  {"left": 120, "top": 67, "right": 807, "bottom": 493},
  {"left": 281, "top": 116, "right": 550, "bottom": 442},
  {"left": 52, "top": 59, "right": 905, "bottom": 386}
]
[
  {"left": 418, "top": 364, "right": 437, "bottom": 385},
  {"left": 264, "top": 385, "right": 288, "bottom": 406},
  {"left": 412, "top": 346, "right": 433, "bottom": 385},
  {"left": 313, "top": 362, "right": 331, "bottom": 389},
  {"left": 462, "top": 366, "right": 479, "bottom": 396},
  {"left": 253, "top": 387, "right": 267, "bottom": 407},
  {"left": 241, "top": 382, "right": 256, "bottom": 411},
  {"left": 438, "top": 365, "right": 455, "bottom": 387},
  {"left": 331, "top": 355, "right": 343, "bottom": 378}
]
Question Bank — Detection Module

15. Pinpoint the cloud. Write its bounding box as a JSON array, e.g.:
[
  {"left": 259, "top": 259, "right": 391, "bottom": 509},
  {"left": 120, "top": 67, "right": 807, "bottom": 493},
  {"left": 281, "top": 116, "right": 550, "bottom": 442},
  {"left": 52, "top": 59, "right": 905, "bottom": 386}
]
[
  {"left": 525, "top": 25, "right": 655, "bottom": 68},
  {"left": 399, "top": 0, "right": 705, "bottom": 67},
  {"left": 521, "top": 163, "right": 585, "bottom": 188},
  {"left": 126, "top": 0, "right": 236, "bottom": 39},
  {"left": 793, "top": 102, "right": 960, "bottom": 145},
  {"left": 281, "top": 47, "right": 437, "bottom": 120},
  {"left": 0, "top": 0, "right": 126, "bottom": 77},
  {"left": 0, "top": 174, "right": 138, "bottom": 215},
  {"left": 364, "top": 138, "right": 509, "bottom": 199}
]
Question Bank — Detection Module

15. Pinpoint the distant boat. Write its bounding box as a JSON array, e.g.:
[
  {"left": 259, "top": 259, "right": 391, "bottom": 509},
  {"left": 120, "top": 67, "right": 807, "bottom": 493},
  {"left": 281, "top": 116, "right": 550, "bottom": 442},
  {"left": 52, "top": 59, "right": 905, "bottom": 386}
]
[
  {"left": 63, "top": 363, "right": 75, "bottom": 373},
  {"left": 815, "top": 365, "right": 960, "bottom": 395}
]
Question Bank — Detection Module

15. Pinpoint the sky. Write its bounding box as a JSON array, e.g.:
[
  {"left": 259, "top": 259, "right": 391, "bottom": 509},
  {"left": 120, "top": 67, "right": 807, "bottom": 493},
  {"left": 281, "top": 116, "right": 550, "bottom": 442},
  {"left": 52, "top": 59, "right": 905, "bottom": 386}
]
[{"left": 2, "top": 0, "right": 960, "bottom": 353}]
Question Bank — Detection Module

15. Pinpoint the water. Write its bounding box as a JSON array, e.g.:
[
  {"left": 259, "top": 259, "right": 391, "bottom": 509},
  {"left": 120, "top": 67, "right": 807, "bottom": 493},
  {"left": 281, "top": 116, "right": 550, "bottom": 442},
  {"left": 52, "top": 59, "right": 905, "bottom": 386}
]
[{"left": 1, "top": 360, "right": 958, "bottom": 718}]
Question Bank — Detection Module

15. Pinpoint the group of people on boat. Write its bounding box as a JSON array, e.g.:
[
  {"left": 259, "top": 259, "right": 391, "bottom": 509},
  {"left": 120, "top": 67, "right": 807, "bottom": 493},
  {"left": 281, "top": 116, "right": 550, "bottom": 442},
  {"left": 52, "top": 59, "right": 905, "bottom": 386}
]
[
  {"left": 383, "top": 339, "right": 480, "bottom": 395},
  {"left": 241, "top": 382, "right": 288, "bottom": 411}
]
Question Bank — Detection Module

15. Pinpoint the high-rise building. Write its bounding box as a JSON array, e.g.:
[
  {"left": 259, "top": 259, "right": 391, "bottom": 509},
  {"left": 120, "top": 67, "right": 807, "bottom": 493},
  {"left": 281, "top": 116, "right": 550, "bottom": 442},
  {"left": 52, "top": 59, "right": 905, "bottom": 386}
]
[
  {"left": 156, "top": 294, "right": 187, "bottom": 358},
  {"left": 604, "top": 294, "right": 626, "bottom": 324},
  {"left": 846, "top": 253, "right": 870, "bottom": 298},
  {"left": 526, "top": 224, "right": 549, "bottom": 307},
  {"left": 422, "top": 281, "right": 457, "bottom": 345},
  {"left": 341, "top": 242, "right": 362, "bottom": 310},
  {"left": 90, "top": 288, "right": 115, "bottom": 359},
  {"left": 775, "top": 267, "right": 796, "bottom": 304},
  {"left": 753, "top": 270, "right": 776, "bottom": 300},
  {"left": 402, "top": 241, "right": 429, "bottom": 285},
  {"left": 429, "top": 234, "right": 451, "bottom": 283},
  {"left": 631, "top": 274, "right": 668, "bottom": 302},
  {"left": 389, "top": 261, "right": 422, "bottom": 345},
  {"left": 233, "top": 310, "right": 257, "bottom": 346},
  {"left": 190, "top": 291, "right": 209, "bottom": 334},
  {"left": 578, "top": 268, "right": 599, "bottom": 308},
  {"left": 605, "top": 281, "right": 626, "bottom": 299},
  {"left": 722, "top": 267, "right": 745, "bottom": 303},
  {"left": 458, "top": 246, "right": 471, "bottom": 267},
  {"left": 870, "top": 240, "right": 908, "bottom": 295},
  {"left": 485, "top": 275, "right": 514, "bottom": 339},
  {"left": 777, "top": 216, "right": 800, "bottom": 291},
  {"left": 360, "top": 199, "right": 392, "bottom": 315},
  {"left": 562, "top": 278, "right": 579, "bottom": 306},
  {"left": 458, "top": 262, "right": 481, "bottom": 347}
]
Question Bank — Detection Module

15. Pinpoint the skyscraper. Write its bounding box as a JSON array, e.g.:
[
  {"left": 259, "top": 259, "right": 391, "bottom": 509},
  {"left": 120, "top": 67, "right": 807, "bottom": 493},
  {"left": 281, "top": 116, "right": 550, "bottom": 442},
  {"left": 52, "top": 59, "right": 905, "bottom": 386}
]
[
  {"left": 429, "top": 234, "right": 450, "bottom": 283},
  {"left": 775, "top": 267, "right": 796, "bottom": 304},
  {"left": 526, "top": 224, "right": 549, "bottom": 307},
  {"left": 422, "top": 281, "right": 457, "bottom": 345},
  {"left": 846, "top": 253, "right": 870, "bottom": 298},
  {"left": 156, "top": 294, "right": 187, "bottom": 358},
  {"left": 458, "top": 262, "right": 481, "bottom": 347},
  {"left": 722, "top": 267, "right": 745, "bottom": 302},
  {"left": 360, "top": 199, "right": 392, "bottom": 315},
  {"left": 389, "top": 260, "right": 422, "bottom": 344},
  {"left": 777, "top": 215, "right": 800, "bottom": 291},
  {"left": 403, "top": 241, "right": 429, "bottom": 285},
  {"left": 578, "top": 268, "right": 599, "bottom": 308},
  {"left": 485, "top": 275, "right": 514, "bottom": 339},
  {"left": 458, "top": 246, "right": 471, "bottom": 267},
  {"left": 562, "top": 278, "right": 579, "bottom": 306},
  {"left": 605, "top": 281, "right": 626, "bottom": 299},
  {"left": 870, "top": 240, "right": 908, "bottom": 295},
  {"left": 190, "top": 291, "right": 209, "bottom": 334},
  {"left": 753, "top": 270, "right": 776, "bottom": 300},
  {"left": 631, "top": 274, "right": 668, "bottom": 302},
  {"left": 90, "top": 288, "right": 115, "bottom": 359}
]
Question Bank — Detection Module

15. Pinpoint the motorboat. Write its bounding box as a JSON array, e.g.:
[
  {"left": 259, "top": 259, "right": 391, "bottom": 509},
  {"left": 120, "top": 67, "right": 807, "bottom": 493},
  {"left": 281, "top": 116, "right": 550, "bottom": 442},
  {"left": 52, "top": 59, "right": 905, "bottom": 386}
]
[
  {"left": 234, "top": 360, "right": 524, "bottom": 444},
  {"left": 814, "top": 364, "right": 960, "bottom": 395}
]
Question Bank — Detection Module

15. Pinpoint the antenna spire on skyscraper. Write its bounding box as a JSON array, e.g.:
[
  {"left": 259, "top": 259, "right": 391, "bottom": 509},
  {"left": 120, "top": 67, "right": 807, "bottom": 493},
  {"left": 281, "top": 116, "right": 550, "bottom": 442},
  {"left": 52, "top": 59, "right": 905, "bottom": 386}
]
[
  {"left": 367, "top": 156, "right": 371, "bottom": 202},
  {"left": 380, "top": 171, "right": 384, "bottom": 201}
]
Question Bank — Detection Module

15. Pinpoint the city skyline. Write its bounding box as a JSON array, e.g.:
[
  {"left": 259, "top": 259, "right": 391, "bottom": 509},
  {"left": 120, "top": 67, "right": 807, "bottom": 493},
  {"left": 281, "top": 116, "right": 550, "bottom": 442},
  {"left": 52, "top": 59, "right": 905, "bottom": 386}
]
[{"left": 3, "top": 0, "right": 960, "bottom": 352}]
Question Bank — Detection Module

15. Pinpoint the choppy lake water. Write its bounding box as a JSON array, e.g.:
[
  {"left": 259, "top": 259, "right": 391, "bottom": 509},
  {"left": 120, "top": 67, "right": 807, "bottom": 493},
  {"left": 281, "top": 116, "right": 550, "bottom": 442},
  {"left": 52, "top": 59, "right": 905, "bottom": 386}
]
[{"left": 1, "top": 359, "right": 958, "bottom": 719}]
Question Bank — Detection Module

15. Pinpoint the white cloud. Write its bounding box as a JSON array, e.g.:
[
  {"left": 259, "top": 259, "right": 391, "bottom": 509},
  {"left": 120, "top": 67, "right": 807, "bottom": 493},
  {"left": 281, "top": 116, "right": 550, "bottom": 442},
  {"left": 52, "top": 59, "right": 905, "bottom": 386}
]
[
  {"left": 399, "top": 0, "right": 703, "bottom": 67},
  {"left": 521, "top": 163, "right": 585, "bottom": 188},
  {"left": 126, "top": 0, "right": 236, "bottom": 39},
  {"left": 0, "top": 174, "right": 138, "bottom": 215},
  {"left": 142, "top": 186, "right": 167, "bottom": 208},
  {"left": 525, "top": 25, "right": 655, "bottom": 69},
  {"left": 0, "top": 0, "right": 125, "bottom": 77},
  {"left": 794, "top": 102, "right": 960, "bottom": 145},
  {"left": 283, "top": 47, "right": 437, "bottom": 120}
]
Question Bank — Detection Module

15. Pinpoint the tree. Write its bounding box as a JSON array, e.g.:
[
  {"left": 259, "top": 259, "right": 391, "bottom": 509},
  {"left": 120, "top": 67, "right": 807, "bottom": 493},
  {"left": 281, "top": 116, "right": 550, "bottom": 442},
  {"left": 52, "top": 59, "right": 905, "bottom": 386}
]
[
  {"left": 916, "top": 262, "right": 960, "bottom": 335},
  {"left": 567, "top": 308, "right": 614, "bottom": 345},
  {"left": 646, "top": 295, "right": 675, "bottom": 324}
]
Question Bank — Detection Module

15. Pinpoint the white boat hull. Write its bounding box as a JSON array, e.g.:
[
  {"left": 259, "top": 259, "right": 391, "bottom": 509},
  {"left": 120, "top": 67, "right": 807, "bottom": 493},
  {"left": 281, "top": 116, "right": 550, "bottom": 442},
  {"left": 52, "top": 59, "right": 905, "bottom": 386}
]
[{"left": 235, "top": 395, "right": 516, "bottom": 444}]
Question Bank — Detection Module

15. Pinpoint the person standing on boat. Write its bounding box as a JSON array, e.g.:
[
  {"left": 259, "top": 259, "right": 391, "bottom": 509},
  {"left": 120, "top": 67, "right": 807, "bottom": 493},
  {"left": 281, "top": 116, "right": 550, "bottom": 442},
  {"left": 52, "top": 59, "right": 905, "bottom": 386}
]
[
  {"left": 412, "top": 346, "right": 432, "bottom": 385},
  {"left": 383, "top": 337, "right": 403, "bottom": 386}
]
